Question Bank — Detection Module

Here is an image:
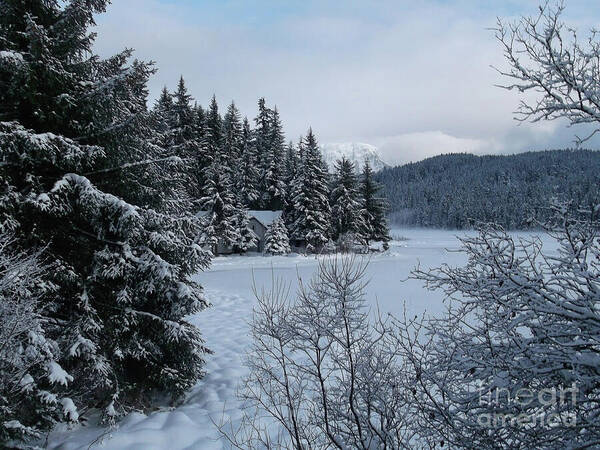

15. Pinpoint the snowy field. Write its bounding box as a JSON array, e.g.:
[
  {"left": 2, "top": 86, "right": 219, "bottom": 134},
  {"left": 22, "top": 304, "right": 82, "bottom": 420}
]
[{"left": 45, "top": 229, "right": 553, "bottom": 449}]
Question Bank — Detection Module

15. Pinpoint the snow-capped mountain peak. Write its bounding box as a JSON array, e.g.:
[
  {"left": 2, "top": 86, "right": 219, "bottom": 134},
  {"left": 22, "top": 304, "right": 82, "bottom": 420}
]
[{"left": 319, "top": 142, "right": 389, "bottom": 172}]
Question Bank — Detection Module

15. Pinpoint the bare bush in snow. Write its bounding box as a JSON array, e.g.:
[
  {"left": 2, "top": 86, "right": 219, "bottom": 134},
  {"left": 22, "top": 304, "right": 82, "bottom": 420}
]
[
  {"left": 0, "top": 236, "right": 68, "bottom": 445},
  {"left": 218, "top": 256, "right": 418, "bottom": 449},
  {"left": 400, "top": 205, "right": 600, "bottom": 448}
]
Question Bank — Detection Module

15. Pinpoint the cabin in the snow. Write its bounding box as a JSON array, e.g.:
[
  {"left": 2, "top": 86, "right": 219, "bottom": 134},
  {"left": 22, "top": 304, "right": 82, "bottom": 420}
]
[
  {"left": 247, "top": 210, "right": 283, "bottom": 253},
  {"left": 197, "top": 210, "right": 283, "bottom": 255}
]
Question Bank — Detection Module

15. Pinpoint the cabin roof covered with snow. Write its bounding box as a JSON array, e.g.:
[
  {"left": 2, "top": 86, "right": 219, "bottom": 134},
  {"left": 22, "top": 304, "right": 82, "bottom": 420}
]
[
  {"left": 196, "top": 210, "right": 282, "bottom": 228},
  {"left": 248, "top": 210, "right": 282, "bottom": 228}
]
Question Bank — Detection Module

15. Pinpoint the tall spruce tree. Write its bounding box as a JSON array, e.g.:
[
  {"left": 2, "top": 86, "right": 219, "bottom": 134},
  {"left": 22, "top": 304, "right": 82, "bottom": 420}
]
[
  {"left": 153, "top": 86, "right": 175, "bottom": 152},
  {"left": 283, "top": 141, "right": 300, "bottom": 219},
  {"left": 191, "top": 103, "right": 211, "bottom": 200},
  {"left": 170, "top": 76, "right": 201, "bottom": 206},
  {"left": 330, "top": 156, "right": 366, "bottom": 244},
  {"left": 253, "top": 97, "right": 273, "bottom": 207},
  {"left": 263, "top": 107, "right": 286, "bottom": 209},
  {"left": 150, "top": 86, "right": 192, "bottom": 214},
  {"left": 206, "top": 95, "right": 223, "bottom": 163},
  {"left": 285, "top": 136, "right": 303, "bottom": 233},
  {"left": 253, "top": 97, "right": 270, "bottom": 171},
  {"left": 236, "top": 117, "right": 260, "bottom": 208},
  {"left": 222, "top": 101, "right": 242, "bottom": 169},
  {"left": 284, "top": 141, "right": 299, "bottom": 186},
  {"left": 289, "top": 130, "right": 331, "bottom": 253},
  {"left": 199, "top": 157, "right": 239, "bottom": 252},
  {"left": 0, "top": 1, "right": 211, "bottom": 440},
  {"left": 360, "top": 160, "right": 391, "bottom": 245}
]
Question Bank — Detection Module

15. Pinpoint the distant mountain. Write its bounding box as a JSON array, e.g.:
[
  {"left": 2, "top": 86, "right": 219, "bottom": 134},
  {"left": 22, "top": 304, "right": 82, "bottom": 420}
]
[
  {"left": 320, "top": 143, "right": 389, "bottom": 172},
  {"left": 375, "top": 150, "right": 600, "bottom": 229}
]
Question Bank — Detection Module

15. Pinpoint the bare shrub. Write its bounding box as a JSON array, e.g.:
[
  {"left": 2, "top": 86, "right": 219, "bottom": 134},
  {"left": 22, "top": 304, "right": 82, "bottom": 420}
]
[
  {"left": 402, "top": 205, "right": 600, "bottom": 448},
  {"left": 218, "top": 256, "right": 417, "bottom": 449},
  {"left": 0, "top": 236, "right": 64, "bottom": 445}
]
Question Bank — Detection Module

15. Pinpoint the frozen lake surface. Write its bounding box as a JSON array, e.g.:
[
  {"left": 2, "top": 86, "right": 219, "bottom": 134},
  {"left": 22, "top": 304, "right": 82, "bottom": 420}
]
[{"left": 46, "top": 228, "right": 552, "bottom": 449}]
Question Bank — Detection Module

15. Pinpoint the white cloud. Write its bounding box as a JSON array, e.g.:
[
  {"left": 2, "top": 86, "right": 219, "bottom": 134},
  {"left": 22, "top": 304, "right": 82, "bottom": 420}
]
[
  {"left": 92, "top": 0, "right": 600, "bottom": 163},
  {"left": 374, "top": 131, "right": 493, "bottom": 165}
]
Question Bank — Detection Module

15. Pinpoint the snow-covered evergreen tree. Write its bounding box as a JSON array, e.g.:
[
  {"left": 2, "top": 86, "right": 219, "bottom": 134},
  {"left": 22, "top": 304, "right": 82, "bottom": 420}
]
[
  {"left": 192, "top": 103, "right": 212, "bottom": 199},
  {"left": 236, "top": 118, "right": 260, "bottom": 208},
  {"left": 0, "top": 1, "right": 211, "bottom": 439},
  {"left": 199, "top": 157, "right": 239, "bottom": 252},
  {"left": 289, "top": 130, "right": 331, "bottom": 253},
  {"left": 149, "top": 86, "right": 195, "bottom": 213},
  {"left": 153, "top": 87, "right": 175, "bottom": 152},
  {"left": 233, "top": 208, "right": 258, "bottom": 254},
  {"left": 284, "top": 136, "right": 303, "bottom": 233},
  {"left": 264, "top": 217, "right": 291, "bottom": 255},
  {"left": 284, "top": 141, "right": 299, "bottom": 187},
  {"left": 206, "top": 95, "right": 223, "bottom": 162},
  {"left": 360, "top": 160, "right": 390, "bottom": 245},
  {"left": 253, "top": 97, "right": 271, "bottom": 173},
  {"left": 262, "top": 107, "right": 287, "bottom": 209},
  {"left": 330, "top": 156, "right": 366, "bottom": 246},
  {"left": 167, "top": 76, "right": 203, "bottom": 206},
  {"left": 222, "top": 101, "right": 242, "bottom": 169},
  {"left": 283, "top": 141, "right": 300, "bottom": 220},
  {"left": 252, "top": 98, "right": 285, "bottom": 209}
]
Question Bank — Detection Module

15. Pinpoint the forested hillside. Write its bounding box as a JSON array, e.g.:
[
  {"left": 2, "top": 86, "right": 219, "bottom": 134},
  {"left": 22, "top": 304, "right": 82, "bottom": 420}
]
[{"left": 376, "top": 150, "right": 600, "bottom": 229}]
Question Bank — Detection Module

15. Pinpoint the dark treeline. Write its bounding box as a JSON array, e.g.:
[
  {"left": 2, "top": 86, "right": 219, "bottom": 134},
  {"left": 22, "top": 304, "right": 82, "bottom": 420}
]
[{"left": 376, "top": 150, "right": 600, "bottom": 229}]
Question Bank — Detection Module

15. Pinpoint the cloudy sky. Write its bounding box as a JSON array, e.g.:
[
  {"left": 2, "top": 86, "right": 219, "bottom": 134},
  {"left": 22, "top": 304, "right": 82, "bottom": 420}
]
[{"left": 94, "top": 0, "right": 600, "bottom": 165}]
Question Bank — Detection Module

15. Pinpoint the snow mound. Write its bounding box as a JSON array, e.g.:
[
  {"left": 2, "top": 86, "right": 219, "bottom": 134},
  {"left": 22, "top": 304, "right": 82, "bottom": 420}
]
[{"left": 320, "top": 142, "right": 389, "bottom": 172}]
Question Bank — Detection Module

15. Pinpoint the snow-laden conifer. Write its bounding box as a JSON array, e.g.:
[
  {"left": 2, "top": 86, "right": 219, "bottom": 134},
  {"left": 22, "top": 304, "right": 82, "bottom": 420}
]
[
  {"left": 330, "top": 156, "right": 366, "bottom": 246},
  {"left": 222, "top": 101, "right": 243, "bottom": 169},
  {"left": 263, "top": 107, "right": 287, "bottom": 209},
  {"left": 236, "top": 118, "right": 260, "bottom": 208},
  {"left": 0, "top": 2, "right": 212, "bottom": 440},
  {"left": 264, "top": 217, "right": 291, "bottom": 255},
  {"left": 234, "top": 208, "right": 258, "bottom": 253},
  {"left": 289, "top": 130, "right": 331, "bottom": 253},
  {"left": 360, "top": 160, "right": 390, "bottom": 246},
  {"left": 199, "top": 157, "right": 240, "bottom": 252}
]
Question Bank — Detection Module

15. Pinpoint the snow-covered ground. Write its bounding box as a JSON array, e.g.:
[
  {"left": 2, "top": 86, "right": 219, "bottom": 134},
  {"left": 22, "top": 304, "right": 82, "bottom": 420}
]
[{"left": 45, "top": 229, "right": 551, "bottom": 449}]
